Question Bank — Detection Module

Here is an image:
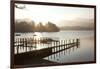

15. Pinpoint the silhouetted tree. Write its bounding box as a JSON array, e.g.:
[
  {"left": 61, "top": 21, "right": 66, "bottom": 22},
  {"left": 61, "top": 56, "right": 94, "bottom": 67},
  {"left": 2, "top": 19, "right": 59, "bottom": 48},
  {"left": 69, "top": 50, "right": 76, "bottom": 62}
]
[
  {"left": 15, "top": 20, "right": 35, "bottom": 32},
  {"left": 15, "top": 19, "right": 60, "bottom": 32},
  {"left": 36, "top": 22, "right": 45, "bottom": 32},
  {"left": 45, "top": 22, "right": 60, "bottom": 32}
]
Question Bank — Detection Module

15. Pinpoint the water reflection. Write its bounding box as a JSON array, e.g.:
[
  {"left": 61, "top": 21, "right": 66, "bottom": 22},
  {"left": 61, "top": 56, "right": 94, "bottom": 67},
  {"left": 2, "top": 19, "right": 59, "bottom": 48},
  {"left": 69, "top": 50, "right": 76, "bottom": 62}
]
[
  {"left": 44, "top": 42, "right": 80, "bottom": 63},
  {"left": 14, "top": 31, "right": 94, "bottom": 63}
]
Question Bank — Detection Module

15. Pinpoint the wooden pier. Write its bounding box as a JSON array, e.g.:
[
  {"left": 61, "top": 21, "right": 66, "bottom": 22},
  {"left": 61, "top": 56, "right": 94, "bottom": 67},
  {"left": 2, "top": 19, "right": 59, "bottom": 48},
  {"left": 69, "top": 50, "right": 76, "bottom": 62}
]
[{"left": 14, "top": 38, "right": 80, "bottom": 65}]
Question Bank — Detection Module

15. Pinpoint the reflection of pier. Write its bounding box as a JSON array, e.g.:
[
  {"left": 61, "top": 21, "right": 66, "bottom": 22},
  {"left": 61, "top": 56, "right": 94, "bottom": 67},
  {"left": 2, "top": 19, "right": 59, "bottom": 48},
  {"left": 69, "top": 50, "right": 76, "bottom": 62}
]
[{"left": 14, "top": 38, "right": 80, "bottom": 66}]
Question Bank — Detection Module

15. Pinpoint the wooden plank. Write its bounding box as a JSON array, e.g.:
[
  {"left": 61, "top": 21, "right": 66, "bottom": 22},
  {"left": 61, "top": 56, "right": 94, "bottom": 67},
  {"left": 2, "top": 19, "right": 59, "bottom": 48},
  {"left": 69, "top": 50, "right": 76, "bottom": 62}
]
[{"left": 14, "top": 47, "right": 52, "bottom": 60}]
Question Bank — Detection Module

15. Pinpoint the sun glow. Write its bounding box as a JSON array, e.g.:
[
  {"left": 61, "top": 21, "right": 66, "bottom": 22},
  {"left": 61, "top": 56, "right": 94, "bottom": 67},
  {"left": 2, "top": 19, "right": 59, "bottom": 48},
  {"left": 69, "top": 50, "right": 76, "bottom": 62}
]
[
  {"left": 15, "top": 3, "right": 94, "bottom": 26},
  {"left": 15, "top": 4, "right": 61, "bottom": 24},
  {"left": 15, "top": 4, "right": 77, "bottom": 24}
]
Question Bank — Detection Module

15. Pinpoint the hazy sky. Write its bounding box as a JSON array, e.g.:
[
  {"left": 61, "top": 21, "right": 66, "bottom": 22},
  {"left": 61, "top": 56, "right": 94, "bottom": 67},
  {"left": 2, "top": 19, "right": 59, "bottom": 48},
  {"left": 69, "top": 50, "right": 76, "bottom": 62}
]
[{"left": 15, "top": 3, "right": 94, "bottom": 27}]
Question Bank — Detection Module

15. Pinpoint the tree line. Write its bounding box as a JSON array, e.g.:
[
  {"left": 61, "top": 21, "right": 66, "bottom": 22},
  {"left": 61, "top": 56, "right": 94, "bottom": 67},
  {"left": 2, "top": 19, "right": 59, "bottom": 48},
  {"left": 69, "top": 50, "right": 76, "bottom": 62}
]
[{"left": 15, "top": 19, "right": 60, "bottom": 32}]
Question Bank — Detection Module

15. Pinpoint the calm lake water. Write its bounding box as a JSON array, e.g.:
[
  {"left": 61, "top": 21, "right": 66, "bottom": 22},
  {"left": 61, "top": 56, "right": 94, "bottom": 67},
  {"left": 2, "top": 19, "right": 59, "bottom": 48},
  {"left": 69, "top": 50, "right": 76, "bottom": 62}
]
[{"left": 15, "top": 30, "right": 95, "bottom": 63}]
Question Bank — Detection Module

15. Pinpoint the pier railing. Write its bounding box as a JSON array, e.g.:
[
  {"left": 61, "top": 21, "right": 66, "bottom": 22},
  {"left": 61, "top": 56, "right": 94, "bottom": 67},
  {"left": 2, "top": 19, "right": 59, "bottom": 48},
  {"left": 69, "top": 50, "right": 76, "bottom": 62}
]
[{"left": 14, "top": 37, "right": 80, "bottom": 54}]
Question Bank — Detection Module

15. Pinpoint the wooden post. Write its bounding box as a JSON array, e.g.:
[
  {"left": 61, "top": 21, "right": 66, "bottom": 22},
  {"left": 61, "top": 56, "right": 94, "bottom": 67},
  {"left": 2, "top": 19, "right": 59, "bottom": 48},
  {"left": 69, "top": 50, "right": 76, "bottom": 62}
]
[
  {"left": 17, "top": 38, "right": 19, "bottom": 54},
  {"left": 54, "top": 41, "right": 55, "bottom": 53},
  {"left": 34, "top": 38, "right": 36, "bottom": 50},
  {"left": 28, "top": 38, "right": 29, "bottom": 52},
  {"left": 22, "top": 38, "right": 24, "bottom": 51},
  {"left": 56, "top": 41, "right": 58, "bottom": 52},
  {"left": 68, "top": 39, "right": 71, "bottom": 54},
  {"left": 65, "top": 40, "right": 67, "bottom": 53},
  {"left": 61, "top": 40, "right": 63, "bottom": 55},
  {"left": 59, "top": 40, "right": 61, "bottom": 51},
  {"left": 27, "top": 38, "right": 29, "bottom": 52},
  {"left": 55, "top": 41, "right": 57, "bottom": 52},
  {"left": 41, "top": 38, "right": 43, "bottom": 46},
  {"left": 25, "top": 38, "right": 27, "bottom": 52},
  {"left": 29, "top": 38, "right": 31, "bottom": 51},
  {"left": 63, "top": 40, "right": 64, "bottom": 49},
  {"left": 48, "top": 42, "right": 49, "bottom": 48},
  {"left": 64, "top": 40, "right": 66, "bottom": 49},
  {"left": 63, "top": 40, "right": 65, "bottom": 49},
  {"left": 69, "top": 40, "right": 71, "bottom": 47},
  {"left": 20, "top": 38, "right": 23, "bottom": 49},
  {"left": 37, "top": 38, "right": 39, "bottom": 44},
  {"left": 76, "top": 39, "right": 79, "bottom": 48},
  {"left": 42, "top": 38, "right": 44, "bottom": 47},
  {"left": 54, "top": 54, "right": 55, "bottom": 60},
  {"left": 16, "top": 38, "right": 17, "bottom": 54},
  {"left": 58, "top": 41, "right": 60, "bottom": 57},
  {"left": 18, "top": 38, "right": 20, "bottom": 53},
  {"left": 31, "top": 38, "right": 33, "bottom": 51},
  {"left": 24, "top": 38, "right": 26, "bottom": 51},
  {"left": 62, "top": 40, "right": 63, "bottom": 49},
  {"left": 32, "top": 38, "right": 34, "bottom": 50},
  {"left": 61, "top": 40, "right": 63, "bottom": 50},
  {"left": 58, "top": 41, "right": 60, "bottom": 51},
  {"left": 55, "top": 41, "right": 58, "bottom": 57},
  {"left": 53, "top": 41, "right": 56, "bottom": 59},
  {"left": 73, "top": 39, "right": 75, "bottom": 51},
  {"left": 39, "top": 38, "right": 41, "bottom": 47},
  {"left": 50, "top": 40, "right": 53, "bottom": 59},
  {"left": 64, "top": 40, "right": 66, "bottom": 55}
]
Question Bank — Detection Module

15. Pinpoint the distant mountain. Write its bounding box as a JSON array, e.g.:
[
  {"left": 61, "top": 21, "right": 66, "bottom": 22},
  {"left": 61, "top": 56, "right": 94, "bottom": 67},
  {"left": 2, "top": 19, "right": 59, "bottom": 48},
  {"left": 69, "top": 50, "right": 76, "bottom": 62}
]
[
  {"left": 60, "top": 26, "right": 94, "bottom": 30},
  {"left": 56, "top": 18, "right": 94, "bottom": 28},
  {"left": 57, "top": 18, "right": 94, "bottom": 30}
]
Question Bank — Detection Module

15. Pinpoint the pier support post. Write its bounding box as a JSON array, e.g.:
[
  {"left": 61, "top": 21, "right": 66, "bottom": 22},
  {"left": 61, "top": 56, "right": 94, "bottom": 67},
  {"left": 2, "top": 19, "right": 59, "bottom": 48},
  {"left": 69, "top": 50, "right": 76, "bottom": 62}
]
[{"left": 76, "top": 39, "right": 79, "bottom": 48}]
